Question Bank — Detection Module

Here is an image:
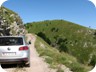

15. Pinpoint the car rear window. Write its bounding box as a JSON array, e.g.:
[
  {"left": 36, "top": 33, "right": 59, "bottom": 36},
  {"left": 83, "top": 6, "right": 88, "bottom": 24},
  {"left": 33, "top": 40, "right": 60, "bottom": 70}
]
[{"left": 0, "top": 37, "right": 23, "bottom": 46}]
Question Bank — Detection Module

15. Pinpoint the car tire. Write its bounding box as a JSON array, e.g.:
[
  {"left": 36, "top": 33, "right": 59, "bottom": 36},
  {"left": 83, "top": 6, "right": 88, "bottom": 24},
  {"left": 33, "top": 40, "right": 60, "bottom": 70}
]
[{"left": 25, "top": 63, "right": 30, "bottom": 67}]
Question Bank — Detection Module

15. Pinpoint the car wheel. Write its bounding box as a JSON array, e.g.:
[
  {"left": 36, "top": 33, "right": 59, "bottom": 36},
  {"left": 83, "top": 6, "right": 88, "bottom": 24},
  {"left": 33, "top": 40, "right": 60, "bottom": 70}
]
[{"left": 25, "top": 63, "right": 30, "bottom": 67}]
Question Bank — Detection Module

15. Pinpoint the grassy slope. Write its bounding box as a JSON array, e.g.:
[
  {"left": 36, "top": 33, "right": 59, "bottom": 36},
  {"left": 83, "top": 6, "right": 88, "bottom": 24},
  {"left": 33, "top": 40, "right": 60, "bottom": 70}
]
[
  {"left": 25, "top": 20, "right": 96, "bottom": 71},
  {"left": 35, "top": 35, "right": 90, "bottom": 72}
]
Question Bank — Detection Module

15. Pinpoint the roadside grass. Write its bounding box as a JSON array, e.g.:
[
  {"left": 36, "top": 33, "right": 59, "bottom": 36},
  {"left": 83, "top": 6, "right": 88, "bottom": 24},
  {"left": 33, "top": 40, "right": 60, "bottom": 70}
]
[{"left": 35, "top": 36, "right": 91, "bottom": 72}]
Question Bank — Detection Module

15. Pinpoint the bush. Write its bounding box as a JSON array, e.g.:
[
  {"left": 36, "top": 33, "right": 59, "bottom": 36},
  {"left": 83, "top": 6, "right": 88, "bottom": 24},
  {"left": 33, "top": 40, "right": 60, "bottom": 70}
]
[
  {"left": 70, "top": 63, "right": 87, "bottom": 72},
  {"left": 37, "top": 32, "right": 51, "bottom": 44}
]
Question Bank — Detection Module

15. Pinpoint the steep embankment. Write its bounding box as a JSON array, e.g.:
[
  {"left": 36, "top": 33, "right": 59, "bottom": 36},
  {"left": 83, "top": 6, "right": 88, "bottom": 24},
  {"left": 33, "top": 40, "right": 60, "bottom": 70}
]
[
  {"left": 35, "top": 35, "right": 89, "bottom": 72},
  {"left": 25, "top": 20, "right": 96, "bottom": 71},
  {"left": 0, "top": 7, "right": 26, "bottom": 36}
]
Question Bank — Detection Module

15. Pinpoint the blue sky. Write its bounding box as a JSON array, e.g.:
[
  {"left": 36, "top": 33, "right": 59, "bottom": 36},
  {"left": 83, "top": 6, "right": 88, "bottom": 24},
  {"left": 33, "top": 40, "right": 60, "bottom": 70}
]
[{"left": 3, "top": 0, "right": 96, "bottom": 29}]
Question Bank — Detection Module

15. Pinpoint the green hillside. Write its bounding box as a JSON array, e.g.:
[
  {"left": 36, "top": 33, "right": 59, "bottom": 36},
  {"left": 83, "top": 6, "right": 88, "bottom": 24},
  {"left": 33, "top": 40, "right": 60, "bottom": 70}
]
[
  {"left": 35, "top": 35, "right": 90, "bottom": 72},
  {"left": 25, "top": 20, "right": 96, "bottom": 67}
]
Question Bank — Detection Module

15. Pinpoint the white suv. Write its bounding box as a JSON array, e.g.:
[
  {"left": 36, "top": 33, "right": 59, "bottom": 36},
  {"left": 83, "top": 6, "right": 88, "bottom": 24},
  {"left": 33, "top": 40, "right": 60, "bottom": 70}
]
[{"left": 0, "top": 36, "right": 30, "bottom": 67}]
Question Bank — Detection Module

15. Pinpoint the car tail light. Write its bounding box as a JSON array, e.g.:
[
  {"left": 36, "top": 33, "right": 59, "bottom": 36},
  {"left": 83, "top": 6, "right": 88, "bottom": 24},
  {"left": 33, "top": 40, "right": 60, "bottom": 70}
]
[{"left": 19, "top": 46, "right": 29, "bottom": 51}]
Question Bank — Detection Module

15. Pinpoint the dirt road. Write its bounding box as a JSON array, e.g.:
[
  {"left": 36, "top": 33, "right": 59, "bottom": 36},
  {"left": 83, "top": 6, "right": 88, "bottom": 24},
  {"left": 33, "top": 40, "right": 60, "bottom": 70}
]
[{"left": 3, "top": 34, "right": 55, "bottom": 72}]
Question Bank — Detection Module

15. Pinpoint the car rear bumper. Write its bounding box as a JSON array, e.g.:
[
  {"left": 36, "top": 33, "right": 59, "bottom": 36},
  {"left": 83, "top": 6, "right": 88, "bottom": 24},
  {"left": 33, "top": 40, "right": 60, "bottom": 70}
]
[{"left": 0, "top": 58, "right": 29, "bottom": 64}]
